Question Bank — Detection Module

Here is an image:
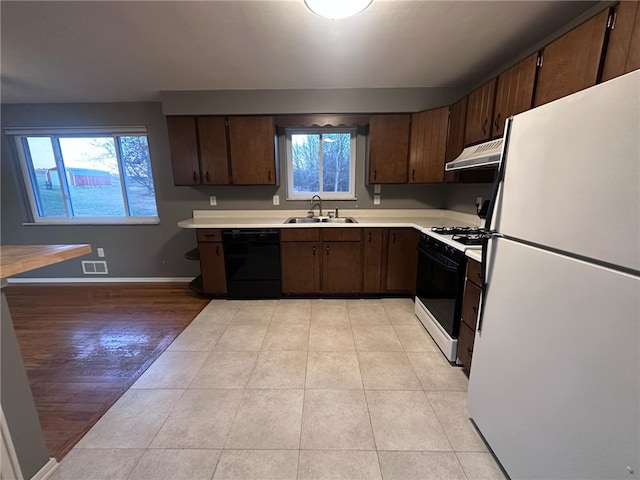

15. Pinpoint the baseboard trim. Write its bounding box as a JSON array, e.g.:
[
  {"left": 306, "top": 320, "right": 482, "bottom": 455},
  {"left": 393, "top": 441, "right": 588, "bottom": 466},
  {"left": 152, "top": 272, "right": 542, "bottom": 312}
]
[
  {"left": 6, "top": 277, "right": 193, "bottom": 284},
  {"left": 30, "top": 458, "right": 58, "bottom": 480}
]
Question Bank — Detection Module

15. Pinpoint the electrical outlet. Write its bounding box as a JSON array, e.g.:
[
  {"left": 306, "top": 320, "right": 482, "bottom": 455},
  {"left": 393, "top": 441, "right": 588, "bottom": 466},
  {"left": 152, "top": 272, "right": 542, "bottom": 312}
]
[
  {"left": 97, "top": 248, "right": 105, "bottom": 258},
  {"left": 209, "top": 196, "right": 217, "bottom": 206},
  {"left": 373, "top": 194, "right": 381, "bottom": 205},
  {"left": 374, "top": 184, "right": 381, "bottom": 194},
  {"left": 273, "top": 195, "right": 280, "bottom": 206},
  {"left": 476, "top": 197, "right": 483, "bottom": 207}
]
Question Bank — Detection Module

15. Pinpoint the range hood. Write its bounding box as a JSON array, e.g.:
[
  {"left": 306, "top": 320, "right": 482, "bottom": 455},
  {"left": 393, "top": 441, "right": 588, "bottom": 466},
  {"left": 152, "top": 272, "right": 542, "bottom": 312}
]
[{"left": 445, "top": 138, "right": 503, "bottom": 171}]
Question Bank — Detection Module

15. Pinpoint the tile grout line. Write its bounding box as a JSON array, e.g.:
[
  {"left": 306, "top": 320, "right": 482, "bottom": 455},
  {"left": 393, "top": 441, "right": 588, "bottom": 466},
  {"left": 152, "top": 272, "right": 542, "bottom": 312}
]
[
  {"left": 211, "top": 303, "right": 260, "bottom": 477},
  {"left": 347, "top": 300, "right": 385, "bottom": 480},
  {"left": 296, "top": 301, "right": 312, "bottom": 478}
]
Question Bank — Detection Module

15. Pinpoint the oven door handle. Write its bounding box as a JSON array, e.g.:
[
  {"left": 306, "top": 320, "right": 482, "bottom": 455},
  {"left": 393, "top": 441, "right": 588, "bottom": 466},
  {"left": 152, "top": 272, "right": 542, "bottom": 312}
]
[{"left": 418, "top": 247, "right": 460, "bottom": 273}]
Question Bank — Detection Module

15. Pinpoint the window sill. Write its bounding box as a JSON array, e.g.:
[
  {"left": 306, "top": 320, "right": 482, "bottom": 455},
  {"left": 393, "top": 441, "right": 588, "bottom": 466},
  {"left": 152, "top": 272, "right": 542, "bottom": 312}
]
[{"left": 22, "top": 217, "right": 160, "bottom": 226}]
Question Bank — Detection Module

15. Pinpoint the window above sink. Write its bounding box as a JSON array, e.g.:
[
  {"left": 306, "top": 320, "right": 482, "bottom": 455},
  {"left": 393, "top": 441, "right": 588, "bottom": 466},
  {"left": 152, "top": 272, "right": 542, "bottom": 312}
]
[{"left": 284, "top": 127, "right": 357, "bottom": 201}]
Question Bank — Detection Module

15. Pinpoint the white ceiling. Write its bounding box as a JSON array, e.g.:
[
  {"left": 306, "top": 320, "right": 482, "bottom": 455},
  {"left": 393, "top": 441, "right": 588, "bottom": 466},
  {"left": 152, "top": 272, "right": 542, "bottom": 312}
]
[{"left": 1, "top": 0, "right": 598, "bottom": 104}]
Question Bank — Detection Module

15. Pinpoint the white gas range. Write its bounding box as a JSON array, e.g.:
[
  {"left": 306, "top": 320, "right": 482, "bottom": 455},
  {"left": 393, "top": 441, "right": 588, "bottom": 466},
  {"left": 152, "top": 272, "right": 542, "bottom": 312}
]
[{"left": 414, "top": 227, "right": 483, "bottom": 363}]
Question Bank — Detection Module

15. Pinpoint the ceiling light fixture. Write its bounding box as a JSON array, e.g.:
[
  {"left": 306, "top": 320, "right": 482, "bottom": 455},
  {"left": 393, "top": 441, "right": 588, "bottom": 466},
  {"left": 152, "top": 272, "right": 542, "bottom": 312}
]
[{"left": 304, "top": 0, "right": 373, "bottom": 19}]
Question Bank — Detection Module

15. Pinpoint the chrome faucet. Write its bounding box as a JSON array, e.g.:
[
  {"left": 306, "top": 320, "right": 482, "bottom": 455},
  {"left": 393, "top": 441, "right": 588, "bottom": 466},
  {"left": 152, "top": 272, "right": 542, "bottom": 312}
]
[{"left": 308, "top": 195, "right": 323, "bottom": 217}]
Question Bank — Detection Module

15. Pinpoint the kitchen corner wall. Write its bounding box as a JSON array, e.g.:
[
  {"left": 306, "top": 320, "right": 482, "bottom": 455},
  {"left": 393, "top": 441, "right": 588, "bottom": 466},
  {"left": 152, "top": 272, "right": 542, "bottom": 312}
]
[{"left": 0, "top": 89, "right": 475, "bottom": 279}]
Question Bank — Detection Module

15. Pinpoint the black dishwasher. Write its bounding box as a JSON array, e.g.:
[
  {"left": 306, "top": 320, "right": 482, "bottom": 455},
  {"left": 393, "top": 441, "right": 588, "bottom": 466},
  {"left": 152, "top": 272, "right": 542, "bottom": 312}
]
[{"left": 222, "top": 229, "right": 281, "bottom": 298}]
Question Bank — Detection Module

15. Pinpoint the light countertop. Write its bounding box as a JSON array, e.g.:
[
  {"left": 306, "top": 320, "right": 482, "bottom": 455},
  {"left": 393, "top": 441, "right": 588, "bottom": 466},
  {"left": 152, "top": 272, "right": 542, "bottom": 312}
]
[
  {"left": 0, "top": 244, "right": 92, "bottom": 279},
  {"left": 466, "top": 249, "right": 483, "bottom": 263},
  {"left": 178, "top": 209, "right": 481, "bottom": 234}
]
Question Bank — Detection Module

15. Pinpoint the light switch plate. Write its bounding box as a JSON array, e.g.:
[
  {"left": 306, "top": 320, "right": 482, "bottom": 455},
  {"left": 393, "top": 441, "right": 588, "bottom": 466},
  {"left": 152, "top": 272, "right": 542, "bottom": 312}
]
[
  {"left": 273, "top": 195, "right": 280, "bottom": 206},
  {"left": 97, "top": 248, "right": 105, "bottom": 258},
  {"left": 209, "top": 196, "right": 217, "bottom": 206},
  {"left": 374, "top": 184, "right": 381, "bottom": 194},
  {"left": 373, "top": 194, "right": 381, "bottom": 205}
]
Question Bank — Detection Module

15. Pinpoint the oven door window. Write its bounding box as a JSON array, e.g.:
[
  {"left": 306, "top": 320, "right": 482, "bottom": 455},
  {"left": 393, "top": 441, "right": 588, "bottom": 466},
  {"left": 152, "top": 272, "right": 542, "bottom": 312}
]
[{"left": 416, "top": 249, "right": 462, "bottom": 337}]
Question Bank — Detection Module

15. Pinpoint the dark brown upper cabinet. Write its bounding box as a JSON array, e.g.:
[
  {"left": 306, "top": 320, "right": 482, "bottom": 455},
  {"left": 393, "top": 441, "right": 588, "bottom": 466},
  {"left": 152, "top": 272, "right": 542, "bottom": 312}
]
[
  {"left": 167, "top": 115, "right": 277, "bottom": 186},
  {"left": 228, "top": 116, "right": 277, "bottom": 185},
  {"left": 368, "top": 114, "right": 411, "bottom": 184},
  {"left": 408, "top": 106, "right": 449, "bottom": 184},
  {"left": 167, "top": 116, "right": 201, "bottom": 186},
  {"left": 491, "top": 52, "right": 538, "bottom": 138},
  {"left": 601, "top": 1, "right": 640, "bottom": 82},
  {"left": 534, "top": 8, "right": 610, "bottom": 107},
  {"left": 464, "top": 79, "right": 497, "bottom": 146},
  {"left": 197, "top": 116, "right": 230, "bottom": 185},
  {"left": 444, "top": 96, "right": 468, "bottom": 184}
]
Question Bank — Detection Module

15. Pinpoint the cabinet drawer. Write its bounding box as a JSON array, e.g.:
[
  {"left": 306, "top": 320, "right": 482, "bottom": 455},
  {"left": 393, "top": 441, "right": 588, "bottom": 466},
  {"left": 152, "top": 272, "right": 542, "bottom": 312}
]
[
  {"left": 196, "top": 229, "right": 222, "bottom": 242},
  {"left": 467, "top": 258, "right": 482, "bottom": 287},
  {"left": 281, "top": 228, "right": 320, "bottom": 242},
  {"left": 461, "top": 280, "right": 482, "bottom": 331},
  {"left": 322, "top": 228, "right": 362, "bottom": 242}
]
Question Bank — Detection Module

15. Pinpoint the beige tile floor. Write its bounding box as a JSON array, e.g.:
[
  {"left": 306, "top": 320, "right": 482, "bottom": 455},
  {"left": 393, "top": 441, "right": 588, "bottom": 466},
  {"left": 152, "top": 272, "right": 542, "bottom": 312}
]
[{"left": 52, "top": 298, "right": 506, "bottom": 480}]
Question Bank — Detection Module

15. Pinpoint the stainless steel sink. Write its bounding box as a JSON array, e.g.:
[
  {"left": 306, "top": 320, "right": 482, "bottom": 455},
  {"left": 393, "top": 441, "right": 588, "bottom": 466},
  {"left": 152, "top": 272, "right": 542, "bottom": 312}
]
[
  {"left": 321, "top": 217, "right": 357, "bottom": 223},
  {"left": 284, "top": 217, "right": 321, "bottom": 223},
  {"left": 284, "top": 217, "right": 357, "bottom": 224}
]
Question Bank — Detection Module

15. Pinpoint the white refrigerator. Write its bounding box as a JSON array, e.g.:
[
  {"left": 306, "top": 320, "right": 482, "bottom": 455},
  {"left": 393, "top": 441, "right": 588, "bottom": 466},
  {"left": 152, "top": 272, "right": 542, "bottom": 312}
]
[{"left": 467, "top": 70, "right": 640, "bottom": 480}]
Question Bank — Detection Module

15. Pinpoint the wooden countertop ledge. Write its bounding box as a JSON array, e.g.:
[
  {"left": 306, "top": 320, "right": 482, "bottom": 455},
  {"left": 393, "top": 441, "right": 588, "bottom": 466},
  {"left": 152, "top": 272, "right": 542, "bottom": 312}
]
[{"left": 0, "top": 244, "right": 92, "bottom": 279}]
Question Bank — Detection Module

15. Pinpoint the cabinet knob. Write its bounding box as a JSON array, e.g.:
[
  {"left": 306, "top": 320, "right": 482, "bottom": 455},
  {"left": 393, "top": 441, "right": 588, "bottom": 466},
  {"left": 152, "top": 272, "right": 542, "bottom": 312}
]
[
  {"left": 412, "top": 169, "right": 416, "bottom": 180},
  {"left": 312, "top": 245, "right": 316, "bottom": 256},
  {"left": 205, "top": 171, "right": 210, "bottom": 182},
  {"left": 326, "top": 246, "right": 329, "bottom": 256},
  {"left": 472, "top": 306, "right": 478, "bottom": 315},
  {"left": 494, "top": 113, "right": 501, "bottom": 131},
  {"left": 193, "top": 171, "right": 197, "bottom": 182},
  {"left": 482, "top": 118, "right": 488, "bottom": 135}
]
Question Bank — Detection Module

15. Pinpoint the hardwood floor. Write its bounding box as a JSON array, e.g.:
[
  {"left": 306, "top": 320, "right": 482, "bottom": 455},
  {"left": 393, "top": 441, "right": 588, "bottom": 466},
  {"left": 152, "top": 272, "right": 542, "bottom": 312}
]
[{"left": 4, "top": 283, "right": 209, "bottom": 460}]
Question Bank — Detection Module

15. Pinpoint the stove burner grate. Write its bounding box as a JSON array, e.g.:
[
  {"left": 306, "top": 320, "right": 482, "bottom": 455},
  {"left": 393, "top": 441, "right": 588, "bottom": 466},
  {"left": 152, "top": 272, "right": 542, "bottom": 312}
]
[
  {"left": 431, "top": 226, "right": 484, "bottom": 236},
  {"left": 451, "top": 234, "right": 486, "bottom": 246}
]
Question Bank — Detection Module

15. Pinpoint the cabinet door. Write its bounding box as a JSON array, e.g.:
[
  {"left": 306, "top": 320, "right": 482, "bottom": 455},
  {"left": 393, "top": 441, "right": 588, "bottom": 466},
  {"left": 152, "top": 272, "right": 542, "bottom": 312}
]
[
  {"left": 368, "top": 114, "right": 410, "bottom": 184},
  {"left": 228, "top": 116, "right": 277, "bottom": 185},
  {"left": 464, "top": 79, "right": 496, "bottom": 146},
  {"left": 457, "top": 322, "right": 475, "bottom": 373},
  {"left": 197, "top": 117, "right": 230, "bottom": 185},
  {"left": 199, "top": 242, "right": 227, "bottom": 294},
  {"left": 444, "top": 96, "right": 468, "bottom": 183},
  {"left": 491, "top": 53, "right": 538, "bottom": 138},
  {"left": 534, "top": 8, "right": 610, "bottom": 107},
  {"left": 408, "top": 107, "right": 449, "bottom": 184},
  {"left": 362, "top": 229, "right": 384, "bottom": 293},
  {"left": 281, "top": 242, "right": 321, "bottom": 294},
  {"left": 167, "top": 116, "right": 200, "bottom": 185},
  {"left": 461, "top": 279, "right": 482, "bottom": 331},
  {"left": 322, "top": 242, "right": 362, "bottom": 294},
  {"left": 601, "top": 2, "right": 640, "bottom": 82},
  {"left": 385, "top": 229, "right": 419, "bottom": 293}
]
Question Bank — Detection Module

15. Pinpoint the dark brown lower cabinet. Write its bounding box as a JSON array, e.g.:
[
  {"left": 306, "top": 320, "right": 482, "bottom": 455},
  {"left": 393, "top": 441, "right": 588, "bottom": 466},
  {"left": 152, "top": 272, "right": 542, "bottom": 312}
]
[
  {"left": 362, "top": 229, "right": 384, "bottom": 293},
  {"left": 385, "top": 229, "right": 419, "bottom": 293},
  {"left": 281, "top": 228, "right": 362, "bottom": 295},
  {"left": 457, "top": 323, "right": 475, "bottom": 374},
  {"left": 322, "top": 242, "right": 362, "bottom": 294},
  {"left": 457, "top": 259, "right": 482, "bottom": 374},
  {"left": 198, "top": 242, "right": 227, "bottom": 294},
  {"left": 280, "top": 241, "right": 321, "bottom": 294}
]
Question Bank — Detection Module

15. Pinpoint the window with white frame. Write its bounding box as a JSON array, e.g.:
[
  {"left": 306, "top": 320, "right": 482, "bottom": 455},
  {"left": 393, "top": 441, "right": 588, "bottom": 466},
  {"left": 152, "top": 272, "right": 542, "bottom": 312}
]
[
  {"left": 285, "top": 127, "right": 356, "bottom": 200},
  {"left": 7, "top": 127, "right": 159, "bottom": 224}
]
